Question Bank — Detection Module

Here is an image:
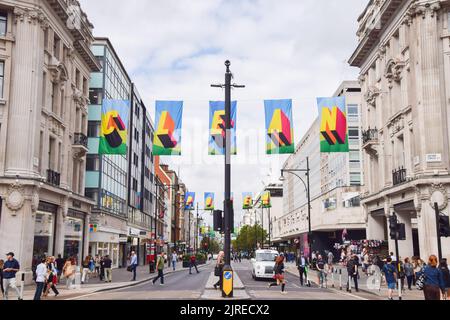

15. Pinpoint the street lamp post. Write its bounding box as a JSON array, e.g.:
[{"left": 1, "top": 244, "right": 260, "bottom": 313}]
[
  {"left": 211, "top": 60, "right": 245, "bottom": 298},
  {"left": 280, "top": 157, "right": 312, "bottom": 263}
]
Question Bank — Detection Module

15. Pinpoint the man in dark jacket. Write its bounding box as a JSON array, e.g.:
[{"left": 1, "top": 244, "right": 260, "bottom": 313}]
[
  {"left": 103, "top": 255, "right": 112, "bottom": 282},
  {"left": 347, "top": 255, "right": 359, "bottom": 292},
  {"left": 3, "top": 252, "right": 22, "bottom": 300},
  {"left": 55, "top": 254, "right": 65, "bottom": 280}
]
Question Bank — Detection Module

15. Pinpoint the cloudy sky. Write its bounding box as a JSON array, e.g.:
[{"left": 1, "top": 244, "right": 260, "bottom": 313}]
[{"left": 79, "top": 0, "right": 367, "bottom": 226}]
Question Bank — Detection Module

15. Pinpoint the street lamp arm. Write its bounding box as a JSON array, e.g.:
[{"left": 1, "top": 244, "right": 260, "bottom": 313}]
[{"left": 281, "top": 170, "right": 308, "bottom": 193}]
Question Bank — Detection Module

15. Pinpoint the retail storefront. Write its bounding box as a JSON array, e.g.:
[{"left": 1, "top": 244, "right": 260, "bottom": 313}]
[
  {"left": 89, "top": 227, "right": 125, "bottom": 268},
  {"left": 63, "top": 209, "right": 86, "bottom": 265},
  {"left": 32, "top": 202, "right": 58, "bottom": 271},
  {"left": 126, "top": 227, "right": 152, "bottom": 266}
]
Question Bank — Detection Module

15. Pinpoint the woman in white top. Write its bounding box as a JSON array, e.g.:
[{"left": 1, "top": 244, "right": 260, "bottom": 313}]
[{"left": 33, "top": 258, "right": 48, "bottom": 300}]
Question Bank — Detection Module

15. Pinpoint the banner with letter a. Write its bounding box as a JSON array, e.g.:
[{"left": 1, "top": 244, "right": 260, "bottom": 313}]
[
  {"left": 242, "top": 192, "right": 253, "bottom": 210},
  {"left": 209, "top": 101, "right": 237, "bottom": 155},
  {"left": 204, "top": 192, "right": 215, "bottom": 211},
  {"left": 185, "top": 192, "right": 195, "bottom": 210},
  {"left": 99, "top": 99, "right": 130, "bottom": 155},
  {"left": 317, "top": 97, "right": 349, "bottom": 153},
  {"left": 264, "top": 99, "right": 295, "bottom": 154},
  {"left": 153, "top": 101, "right": 183, "bottom": 155}
]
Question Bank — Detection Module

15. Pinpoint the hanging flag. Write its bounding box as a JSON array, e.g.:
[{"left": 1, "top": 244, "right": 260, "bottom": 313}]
[
  {"left": 317, "top": 97, "right": 349, "bottom": 153},
  {"left": 153, "top": 101, "right": 183, "bottom": 155},
  {"left": 242, "top": 192, "right": 253, "bottom": 210},
  {"left": 264, "top": 99, "right": 295, "bottom": 154},
  {"left": 185, "top": 192, "right": 195, "bottom": 210},
  {"left": 261, "top": 191, "right": 272, "bottom": 208},
  {"left": 99, "top": 99, "right": 130, "bottom": 154},
  {"left": 204, "top": 192, "right": 215, "bottom": 210},
  {"left": 209, "top": 101, "right": 237, "bottom": 155}
]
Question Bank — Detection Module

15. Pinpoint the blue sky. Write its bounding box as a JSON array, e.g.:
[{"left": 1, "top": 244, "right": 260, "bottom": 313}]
[{"left": 79, "top": 0, "right": 369, "bottom": 226}]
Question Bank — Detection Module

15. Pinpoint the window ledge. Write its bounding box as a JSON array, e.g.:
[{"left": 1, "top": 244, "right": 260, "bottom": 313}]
[{"left": 0, "top": 99, "right": 6, "bottom": 105}]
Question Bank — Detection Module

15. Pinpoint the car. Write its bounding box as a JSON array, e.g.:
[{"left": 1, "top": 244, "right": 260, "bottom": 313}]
[{"left": 251, "top": 249, "right": 279, "bottom": 280}]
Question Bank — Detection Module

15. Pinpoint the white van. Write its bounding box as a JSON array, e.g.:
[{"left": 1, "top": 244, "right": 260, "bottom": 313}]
[{"left": 251, "top": 249, "right": 279, "bottom": 280}]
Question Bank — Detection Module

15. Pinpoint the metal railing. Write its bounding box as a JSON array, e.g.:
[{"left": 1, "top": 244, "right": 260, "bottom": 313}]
[
  {"left": 73, "top": 132, "right": 88, "bottom": 148},
  {"left": 46, "top": 169, "right": 61, "bottom": 186},
  {"left": 362, "top": 128, "right": 378, "bottom": 144},
  {"left": 392, "top": 167, "right": 407, "bottom": 186}
]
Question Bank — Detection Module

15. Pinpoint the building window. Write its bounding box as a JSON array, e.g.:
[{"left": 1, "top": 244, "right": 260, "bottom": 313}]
[
  {"left": 86, "top": 154, "right": 100, "bottom": 171},
  {"left": 350, "top": 173, "right": 362, "bottom": 186},
  {"left": 0, "top": 61, "right": 4, "bottom": 98},
  {"left": 88, "top": 122, "right": 100, "bottom": 137},
  {"left": 89, "top": 88, "right": 103, "bottom": 105},
  {"left": 0, "top": 11, "right": 6, "bottom": 37}
]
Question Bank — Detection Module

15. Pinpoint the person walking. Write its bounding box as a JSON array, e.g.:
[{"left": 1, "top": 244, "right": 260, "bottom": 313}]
[
  {"left": 99, "top": 256, "right": 105, "bottom": 281},
  {"left": 346, "top": 254, "right": 359, "bottom": 292},
  {"left": 81, "top": 256, "right": 90, "bottom": 284},
  {"left": 103, "top": 255, "right": 112, "bottom": 283},
  {"left": 213, "top": 251, "right": 225, "bottom": 290},
  {"left": 268, "top": 255, "right": 287, "bottom": 294},
  {"left": 413, "top": 257, "right": 425, "bottom": 286},
  {"left": 94, "top": 255, "right": 101, "bottom": 278},
  {"left": 189, "top": 254, "right": 199, "bottom": 274},
  {"left": 130, "top": 251, "right": 138, "bottom": 281},
  {"left": 297, "top": 253, "right": 308, "bottom": 286},
  {"left": 439, "top": 259, "right": 450, "bottom": 300},
  {"left": 382, "top": 257, "right": 398, "bottom": 300},
  {"left": 62, "top": 258, "right": 75, "bottom": 290},
  {"left": 3, "top": 252, "right": 22, "bottom": 300},
  {"left": 55, "top": 254, "right": 64, "bottom": 281},
  {"left": 152, "top": 252, "right": 165, "bottom": 286},
  {"left": 171, "top": 251, "right": 177, "bottom": 271},
  {"left": 0, "top": 259, "right": 4, "bottom": 298},
  {"left": 404, "top": 257, "right": 414, "bottom": 291},
  {"left": 43, "top": 256, "right": 59, "bottom": 298},
  {"left": 33, "top": 258, "right": 47, "bottom": 300},
  {"left": 316, "top": 255, "right": 326, "bottom": 288},
  {"left": 421, "top": 255, "right": 445, "bottom": 300}
]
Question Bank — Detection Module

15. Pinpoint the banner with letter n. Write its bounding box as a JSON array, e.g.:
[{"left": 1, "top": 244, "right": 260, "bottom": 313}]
[
  {"left": 242, "top": 192, "right": 253, "bottom": 210},
  {"left": 185, "top": 192, "right": 195, "bottom": 210},
  {"left": 153, "top": 101, "right": 183, "bottom": 155},
  {"left": 264, "top": 99, "right": 295, "bottom": 154},
  {"left": 317, "top": 96, "right": 349, "bottom": 153},
  {"left": 204, "top": 192, "right": 215, "bottom": 211},
  {"left": 209, "top": 101, "right": 237, "bottom": 155},
  {"left": 99, "top": 99, "right": 130, "bottom": 155}
]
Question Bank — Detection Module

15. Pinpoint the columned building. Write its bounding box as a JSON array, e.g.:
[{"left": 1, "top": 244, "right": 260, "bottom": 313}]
[
  {"left": 349, "top": 0, "right": 450, "bottom": 260},
  {"left": 0, "top": 0, "right": 100, "bottom": 282}
]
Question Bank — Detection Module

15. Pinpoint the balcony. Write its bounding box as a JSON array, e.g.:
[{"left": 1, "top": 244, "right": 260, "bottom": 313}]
[
  {"left": 47, "top": 169, "right": 61, "bottom": 187},
  {"left": 392, "top": 167, "right": 407, "bottom": 186},
  {"left": 362, "top": 128, "right": 379, "bottom": 155},
  {"left": 73, "top": 133, "right": 88, "bottom": 154}
]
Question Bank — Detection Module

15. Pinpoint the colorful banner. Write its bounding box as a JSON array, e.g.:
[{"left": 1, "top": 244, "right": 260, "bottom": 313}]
[
  {"left": 242, "top": 192, "right": 253, "bottom": 210},
  {"left": 209, "top": 101, "right": 237, "bottom": 155},
  {"left": 204, "top": 192, "right": 215, "bottom": 210},
  {"left": 153, "top": 101, "right": 183, "bottom": 155},
  {"left": 184, "top": 192, "right": 195, "bottom": 210},
  {"left": 261, "top": 191, "right": 271, "bottom": 208},
  {"left": 317, "top": 97, "right": 349, "bottom": 153},
  {"left": 99, "top": 99, "right": 130, "bottom": 154},
  {"left": 264, "top": 99, "right": 295, "bottom": 154}
]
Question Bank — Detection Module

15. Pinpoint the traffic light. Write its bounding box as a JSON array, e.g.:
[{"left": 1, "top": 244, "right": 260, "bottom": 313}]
[
  {"left": 389, "top": 215, "right": 398, "bottom": 240},
  {"left": 439, "top": 215, "right": 450, "bottom": 237},
  {"left": 397, "top": 223, "right": 406, "bottom": 240},
  {"left": 213, "top": 210, "right": 223, "bottom": 232}
]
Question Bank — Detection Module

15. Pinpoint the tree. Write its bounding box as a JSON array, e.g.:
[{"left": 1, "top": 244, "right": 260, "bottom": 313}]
[
  {"left": 200, "top": 237, "right": 221, "bottom": 253},
  {"left": 233, "top": 224, "right": 267, "bottom": 252}
]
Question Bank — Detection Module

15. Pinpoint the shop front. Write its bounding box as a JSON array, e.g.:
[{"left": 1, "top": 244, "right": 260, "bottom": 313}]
[
  {"left": 32, "top": 202, "right": 58, "bottom": 272},
  {"left": 89, "top": 227, "right": 123, "bottom": 268},
  {"left": 63, "top": 209, "right": 86, "bottom": 265}
]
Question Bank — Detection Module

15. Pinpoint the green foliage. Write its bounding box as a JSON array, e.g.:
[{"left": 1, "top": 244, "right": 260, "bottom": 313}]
[
  {"left": 233, "top": 224, "right": 267, "bottom": 252},
  {"left": 200, "top": 237, "right": 221, "bottom": 253}
]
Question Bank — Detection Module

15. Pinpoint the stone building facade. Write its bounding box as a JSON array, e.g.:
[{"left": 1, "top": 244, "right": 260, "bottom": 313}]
[
  {"left": 0, "top": 0, "right": 100, "bottom": 282},
  {"left": 349, "top": 0, "right": 450, "bottom": 260}
]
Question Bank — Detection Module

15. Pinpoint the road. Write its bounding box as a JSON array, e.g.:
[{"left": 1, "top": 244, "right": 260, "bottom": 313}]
[{"left": 67, "top": 260, "right": 385, "bottom": 300}]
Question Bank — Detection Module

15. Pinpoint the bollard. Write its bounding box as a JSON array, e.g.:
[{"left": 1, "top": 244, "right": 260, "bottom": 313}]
[
  {"left": 20, "top": 272, "right": 25, "bottom": 300},
  {"left": 339, "top": 269, "right": 342, "bottom": 290},
  {"left": 331, "top": 268, "right": 335, "bottom": 288},
  {"left": 348, "top": 275, "right": 352, "bottom": 293},
  {"left": 398, "top": 278, "right": 402, "bottom": 300}
]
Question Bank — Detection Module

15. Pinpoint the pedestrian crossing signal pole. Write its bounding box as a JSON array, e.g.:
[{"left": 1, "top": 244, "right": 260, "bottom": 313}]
[
  {"left": 389, "top": 212, "right": 402, "bottom": 300},
  {"left": 212, "top": 60, "right": 245, "bottom": 298}
]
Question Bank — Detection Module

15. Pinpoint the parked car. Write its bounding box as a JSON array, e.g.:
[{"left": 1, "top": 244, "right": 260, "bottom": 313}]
[{"left": 251, "top": 249, "right": 279, "bottom": 280}]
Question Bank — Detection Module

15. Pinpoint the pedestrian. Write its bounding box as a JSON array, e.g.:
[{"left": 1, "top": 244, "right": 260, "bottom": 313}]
[
  {"left": 81, "top": 256, "right": 90, "bottom": 284},
  {"left": 316, "top": 255, "right": 326, "bottom": 288},
  {"left": 439, "top": 259, "right": 450, "bottom": 300},
  {"left": 404, "top": 257, "right": 414, "bottom": 290},
  {"left": 2, "top": 252, "right": 22, "bottom": 300},
  {"left": 297, "top": 253, "right": 308, "bottom": 286},
  {"left": 89, "top": 255, "right": 95, "bottom": 275},
  {"left": 213, "top": 251, "right": 225, "bottom": 290},
  {"left": 327, "top": 251, "right": 334, "bottom": 265},
  {"left": 43, "top": 256, "right": 59, "bottom": 298},
  {"left": 171, "top": 251, "right": 177, "bottom": 271},
  {"left": 0, "top": 259, "right": 4, "bottom": 298},
  {"left": 62, "top": 257, "right": 75, "bottom": 289},
  {"left": 362, "top": 248, "right": 370, "bottom": 275},
  {"left": 421, "top": 255, "right": 445, "bottom": 300},
  {"left": 94, "top": 255, "right": 101, "bottom": 278},
  {"left": 238, "top": 252, "right": 242, "bottom": 263},
  {"left": 397, "top": 258, "right": 406, "bottom": 292},
  {"left": 55, "top": 254, "right": 64, "bottom": 281},
  {"left": 99, "top": 256, "right": 105, "bottom": 281},
  {"left": 389, "top": 252, "right": 397, "bottom": 263},
  {"left": 103, "top": 255, "right": 112, "bottom": 283},
  {"left": 346, "top": 254, "right": 359, "bottom": 292},
  {"left": 189, "top": 253, "right": 199, "bottom": 274},
  {"left": 129, "top": 251, "right": 138, "bottom": 281},
  {"left": 382, "top": 257, "right": 398, "bottom": 300},
  {"left": 152, "top": 252, "right": 165, "bottom": 286},
  {"left": 268, "top": 255, "right": 287, "bottom": 294},
  {"left": 33, "top": 258, "right": 47, "bottom": 300}
]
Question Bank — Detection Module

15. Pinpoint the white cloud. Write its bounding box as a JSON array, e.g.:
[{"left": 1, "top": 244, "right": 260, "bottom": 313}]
[{"left": 79, "top": 0, "right": 368, "bottom": 226}]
